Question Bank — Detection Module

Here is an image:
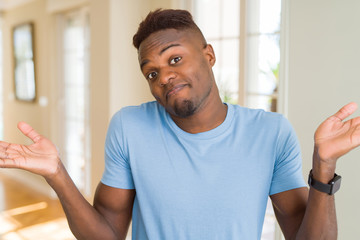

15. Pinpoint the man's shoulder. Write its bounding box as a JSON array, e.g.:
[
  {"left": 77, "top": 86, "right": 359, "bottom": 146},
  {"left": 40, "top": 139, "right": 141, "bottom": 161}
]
[
  {"left": 108, "top": 101, "right": 165, "bottom": 133},
  {"left": 113, "top": 101, "right": 160, "bottom": 119},
  {"left": 231, "top": 104, "right": 284, "bottom": 123}
]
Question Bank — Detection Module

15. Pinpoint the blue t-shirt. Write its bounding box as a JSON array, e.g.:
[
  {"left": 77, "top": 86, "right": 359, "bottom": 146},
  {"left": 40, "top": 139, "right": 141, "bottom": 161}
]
[{"left": 101, "top": 101, "right": 306, "bottom": 240}]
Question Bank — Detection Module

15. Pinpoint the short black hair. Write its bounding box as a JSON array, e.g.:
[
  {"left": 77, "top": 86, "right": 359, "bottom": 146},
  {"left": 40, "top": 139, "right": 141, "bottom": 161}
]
[{"left": 133, "top": 8, "right": 206, "bottom": 50}]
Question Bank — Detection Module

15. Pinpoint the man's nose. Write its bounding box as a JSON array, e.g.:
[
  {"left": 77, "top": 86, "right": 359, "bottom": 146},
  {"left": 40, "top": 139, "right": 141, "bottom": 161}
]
[{"left": 158, "top": 69, "right": 176, "bottom": 86}]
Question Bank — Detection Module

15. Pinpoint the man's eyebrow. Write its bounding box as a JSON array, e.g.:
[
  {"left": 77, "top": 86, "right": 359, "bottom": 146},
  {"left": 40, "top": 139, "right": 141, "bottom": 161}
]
[
  {"left": 159, "top": 43, "right": 181, "bottom": 55},
  {"left": 140, "top": 59, "right": 149, "bottom": 70},
  {"left": 140, "top": 43, "right": 181, "bottom": 70}
]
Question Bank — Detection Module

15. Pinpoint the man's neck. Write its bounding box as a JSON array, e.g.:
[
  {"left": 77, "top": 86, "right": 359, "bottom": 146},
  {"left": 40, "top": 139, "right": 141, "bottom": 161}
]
[{"left": 170, "top": 97, "right": 228, "bottom": 134}]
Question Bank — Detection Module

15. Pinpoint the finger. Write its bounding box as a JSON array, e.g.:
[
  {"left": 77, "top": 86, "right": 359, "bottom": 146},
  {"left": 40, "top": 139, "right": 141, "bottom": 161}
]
[
  {"left": 332, "top": 102, "right": 358, "bottom": 121},
  {"left": 17, "top": 122, "right": 42, "bottom": 143}
]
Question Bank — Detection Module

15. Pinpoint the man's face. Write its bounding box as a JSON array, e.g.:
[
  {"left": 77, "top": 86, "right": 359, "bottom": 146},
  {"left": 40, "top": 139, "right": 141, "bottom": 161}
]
[{"left": 138, "top": 28, "right": 216, "bottom": 118}]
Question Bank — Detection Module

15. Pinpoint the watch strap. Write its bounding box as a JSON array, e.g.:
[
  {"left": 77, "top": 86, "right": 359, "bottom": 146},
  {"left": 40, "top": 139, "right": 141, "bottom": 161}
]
[{"left": 308, "top": 170, "right": 342, "bottom": 195}]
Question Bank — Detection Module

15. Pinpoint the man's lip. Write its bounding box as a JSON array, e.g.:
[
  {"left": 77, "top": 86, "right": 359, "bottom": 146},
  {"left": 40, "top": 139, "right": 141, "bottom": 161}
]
[{"left": 166, "top": 84, "right": 187, "bottom": 100}]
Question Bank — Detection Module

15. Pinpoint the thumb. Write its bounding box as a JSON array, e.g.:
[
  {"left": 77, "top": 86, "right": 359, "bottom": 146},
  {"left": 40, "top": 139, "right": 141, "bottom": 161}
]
[{"left": 17, "top": 122, "right": 42, "bottom": 143}]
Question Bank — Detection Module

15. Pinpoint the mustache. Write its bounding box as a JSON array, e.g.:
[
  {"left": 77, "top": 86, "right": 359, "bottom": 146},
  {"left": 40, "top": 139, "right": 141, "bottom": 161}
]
[{"left": 165, "top": 83, "right": 189, "bottom": 101}]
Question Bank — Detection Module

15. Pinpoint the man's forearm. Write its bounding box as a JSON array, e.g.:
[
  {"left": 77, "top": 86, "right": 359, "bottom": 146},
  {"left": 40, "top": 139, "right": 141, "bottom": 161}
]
[
  {"left": 294, "top": 154, "right": 338, "bottom": 240},
  {"left": 294, "top": 188, "right": 337, "bottom": 240},
  {"left": 46, "top": 163, "right": 119, "bottom": 240}
]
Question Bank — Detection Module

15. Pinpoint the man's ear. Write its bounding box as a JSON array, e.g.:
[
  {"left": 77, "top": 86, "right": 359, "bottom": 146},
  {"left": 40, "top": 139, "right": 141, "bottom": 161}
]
[{"left": 204, "top": 44, "right": 216, "bottom": 67}]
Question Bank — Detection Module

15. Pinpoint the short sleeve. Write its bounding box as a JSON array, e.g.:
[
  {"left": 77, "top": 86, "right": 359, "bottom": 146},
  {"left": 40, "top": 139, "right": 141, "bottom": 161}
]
[
  {"left": 269, "top": 116, "right": 306, "bottom": 195},
  {"left": 101, "top": 110, "right": 135, "bottom": 189}
]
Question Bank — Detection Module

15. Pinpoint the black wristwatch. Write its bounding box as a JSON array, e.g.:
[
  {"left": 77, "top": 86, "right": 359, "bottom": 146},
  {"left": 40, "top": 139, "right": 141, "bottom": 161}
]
[{"left": 308, "top": 170, "right": 342, "bottom": 195}]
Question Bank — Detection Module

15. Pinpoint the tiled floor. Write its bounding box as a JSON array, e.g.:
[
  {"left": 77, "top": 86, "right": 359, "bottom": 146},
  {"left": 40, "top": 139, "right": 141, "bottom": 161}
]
[{"left": 0, "top": 173, "right": 75, "bottom": 240}]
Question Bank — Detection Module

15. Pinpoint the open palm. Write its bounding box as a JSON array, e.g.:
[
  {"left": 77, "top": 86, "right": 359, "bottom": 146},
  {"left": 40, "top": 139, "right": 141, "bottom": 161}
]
[
  {"left": 0, "top": 122, "right": 60, "bottom": 178},
  {"left": 314, "top": 102, "right": 360, "bottom": 162}
]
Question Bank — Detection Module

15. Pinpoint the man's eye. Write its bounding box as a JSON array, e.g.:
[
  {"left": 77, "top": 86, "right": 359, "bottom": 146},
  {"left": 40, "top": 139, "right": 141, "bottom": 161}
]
[
  {"left": 147, "top": 72, "right": 157, "bottom": 80},
  {"left": 170, "top": 57, "right": 182, "bottom": 65}
]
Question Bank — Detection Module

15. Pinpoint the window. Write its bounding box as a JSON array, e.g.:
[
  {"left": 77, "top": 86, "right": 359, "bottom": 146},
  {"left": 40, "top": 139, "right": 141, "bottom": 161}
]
[
  {"left": 58, "top": 8, "right": 90, "bottom": 194},
  {"left": 193, "top": 0, "right": 284, "bottom": 239},
  {"left": 194, "top": 0, "right": 240, "bottom": 104},
  {"left": 193, "top": 0, "right": 281, "bottom": 111},
  {"left": 245, "top": 0, "right": 281, "bottom": 112}
]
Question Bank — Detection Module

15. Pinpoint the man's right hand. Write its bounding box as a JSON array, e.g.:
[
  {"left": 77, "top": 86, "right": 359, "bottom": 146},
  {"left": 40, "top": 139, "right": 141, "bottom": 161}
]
[
  {"left": 0, "top": 122, "right": 61, "bottom": 179},
  {"left": 0, "top": 122, "right": 135, "bottom": 240}
]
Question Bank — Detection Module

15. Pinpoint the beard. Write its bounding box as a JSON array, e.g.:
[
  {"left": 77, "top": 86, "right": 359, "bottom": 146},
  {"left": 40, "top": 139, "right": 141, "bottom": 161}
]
[
  {"left": 169, "top": 82, "right": 213, "bottom": 118},
  {"left": 173, "top": 99, "right": 197, "bottom": 118}
]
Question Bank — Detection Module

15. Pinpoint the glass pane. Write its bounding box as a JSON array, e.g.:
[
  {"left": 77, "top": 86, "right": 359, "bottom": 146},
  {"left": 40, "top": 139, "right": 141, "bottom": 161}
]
[
  {"left": 246, "top": 35, "right": 279, "bottom": 95},
  {"left": 13, "top": 24, "right": 33, "bottom": 59},
  {"left": 65, "top": 86, "right": 85, "bottom": 120},
  {"left": 218, "top": 39, "right": 239, "bottom": 104},
  {"left": 63, "top": 12, "right": 89, "bottom": 193},
  {"left": 65, "top": 119, "right": 85, "bottom": 189},
  {"left": 67, "top": 153, "right": 85, "bottom": 190},
  {"left": 259, "top": 0, "right": 281, "bottom": 33},
  {"left": 15, "top": 60, "right": 35, "bottom": 100},
  {"left": 247, "top": 0, "right": 261, "bottom": 34},
  {"left": 246, "top": 95, "right": 274, "bottom": 112},
  {"left": 221, "top": 0, "right": 240, "bottom": 37},
  {"left": 64, "top": 18, "right": 83, "bottom": 51},
  {"left": 194, "top": 0, "right": 221, "bottom": 39},
  {"left": 65, "top": 120, "right": 84, "bottom": 156},
  {"left": 248, "top": 0, "right": 281, "bottom": 34},
  {"left": 246, "top": 34, "right": 259, "bottom": 93},
  {"left": 85, "top": 14, "right": 91, "bottom": 48},
  {"left": 64, "top": 53, "right": 85, "bottom": 85}
]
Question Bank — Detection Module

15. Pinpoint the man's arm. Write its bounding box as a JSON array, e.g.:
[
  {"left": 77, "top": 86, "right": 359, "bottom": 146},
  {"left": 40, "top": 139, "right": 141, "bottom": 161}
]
[
  {"left": 271, "top": 102, "right": 360, "bottom": 240},
  {"left": 0, "top": 122, "right": 135, "bottom": 240},
  {"left": 94, "top": 183, "right": 135, "bottom": 239},
  {"left": 270, "top": 188, "right": 308, "bottom": 239},
  {"left": 271, "top": 186, "right": 337, "bottom": 240},
  {"left": 48, "top": 163, "right": 135, "bottom": 240}
]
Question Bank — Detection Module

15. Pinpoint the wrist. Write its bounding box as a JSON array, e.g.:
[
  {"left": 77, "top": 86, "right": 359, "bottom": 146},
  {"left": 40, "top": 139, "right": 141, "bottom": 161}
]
[
  {"left": 45, "top": 161, "right": 67, "bottom": 186},
  {"left": 308, "top": 169, "right": 342, "bottom": 195},
  {"left": 312, "top": 147, "right": 336, "bottom": 183}
]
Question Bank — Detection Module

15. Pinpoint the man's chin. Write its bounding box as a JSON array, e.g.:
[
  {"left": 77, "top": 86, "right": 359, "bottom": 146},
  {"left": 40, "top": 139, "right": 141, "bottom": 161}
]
[{"left": 168, "top": 99, "right": 197, "bottom": 118}]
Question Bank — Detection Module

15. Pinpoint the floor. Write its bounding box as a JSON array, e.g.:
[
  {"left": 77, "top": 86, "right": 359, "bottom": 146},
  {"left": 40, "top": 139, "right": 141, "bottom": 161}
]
[{"left": 0, "top": 173, "right": 75, "bottom": 240}]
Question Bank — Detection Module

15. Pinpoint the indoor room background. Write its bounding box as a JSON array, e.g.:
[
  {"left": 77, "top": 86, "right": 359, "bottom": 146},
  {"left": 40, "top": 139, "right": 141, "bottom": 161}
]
[{"left": 0, "top": 0, "right": 359, "bottom": 239}]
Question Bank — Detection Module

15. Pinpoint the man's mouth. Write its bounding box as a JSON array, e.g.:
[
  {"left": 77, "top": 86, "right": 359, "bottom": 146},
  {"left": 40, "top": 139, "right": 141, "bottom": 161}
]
[{"left": 166, "top": 84, "right": 188, "bottom": 100}]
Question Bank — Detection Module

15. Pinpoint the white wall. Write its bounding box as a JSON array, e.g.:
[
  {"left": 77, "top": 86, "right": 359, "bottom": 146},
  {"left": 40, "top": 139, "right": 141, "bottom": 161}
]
[
  {"left": 109, "top": 0, "right": 153, "bottom": 117},
  {"left": 108, "top": 0, "right": 174, "bottom": 117},
  {"left": 287, "top": 0, "right": 360, "bottom": 238}
]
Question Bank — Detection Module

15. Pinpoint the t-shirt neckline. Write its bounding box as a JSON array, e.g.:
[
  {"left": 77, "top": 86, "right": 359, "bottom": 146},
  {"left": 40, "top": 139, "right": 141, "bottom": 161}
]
[{"left": 163, "top": 103, "right": 234, "bottom": 140}]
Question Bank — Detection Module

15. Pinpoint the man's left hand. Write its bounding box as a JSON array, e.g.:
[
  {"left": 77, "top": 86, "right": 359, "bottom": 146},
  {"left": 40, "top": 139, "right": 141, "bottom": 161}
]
[{"left": 313, "top": 102, "right": 360, "bottom": 177}]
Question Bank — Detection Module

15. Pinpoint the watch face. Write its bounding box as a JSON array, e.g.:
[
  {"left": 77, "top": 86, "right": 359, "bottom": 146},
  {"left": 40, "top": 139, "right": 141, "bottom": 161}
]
[{"left": 331, "top": 175, "right": 342, "bottom": 194}]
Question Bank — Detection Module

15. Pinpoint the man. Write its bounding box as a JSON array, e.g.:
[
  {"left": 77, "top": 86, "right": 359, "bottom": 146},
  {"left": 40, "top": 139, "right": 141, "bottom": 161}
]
[{"left": 0, "top": 9, "right": 359, "bottom": 240}]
